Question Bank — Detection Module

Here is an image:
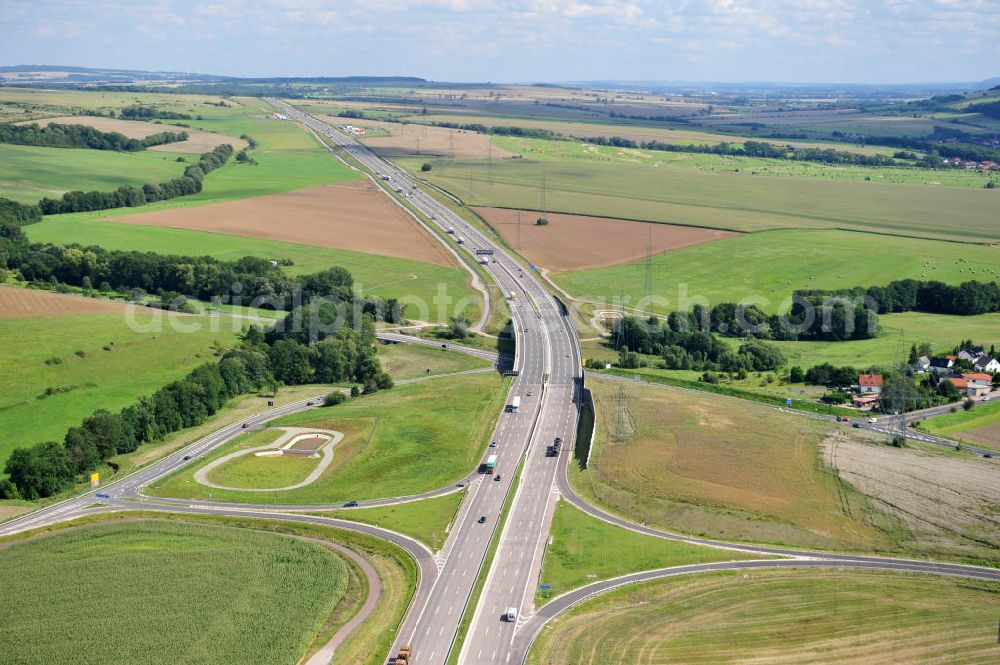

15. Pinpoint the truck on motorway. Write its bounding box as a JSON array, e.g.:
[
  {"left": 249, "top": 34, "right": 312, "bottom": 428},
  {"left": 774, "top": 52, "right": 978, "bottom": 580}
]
[
  {"left": 446, "top": 226, "right": 455, "bottom": 234},
  {"left": 479, "top": 257, "right": 489, "bottom": 265},
  {"left": 456, "top": 236, "right": 465, "bottom": 244},
  {"left": 393, "top": 645, "right": 412, "bottom": 664},
  {"left": 481, "top": 454, "right": 498, "bottom": 474},
  {"left": 510, "top": 395, "right": 521, "bottom": 413},
  {"left": 505, "top": 606, "right": 518, "bottom": 622},
  {"left": 508, "top": 290, "right": 516, "bottom": 301}
]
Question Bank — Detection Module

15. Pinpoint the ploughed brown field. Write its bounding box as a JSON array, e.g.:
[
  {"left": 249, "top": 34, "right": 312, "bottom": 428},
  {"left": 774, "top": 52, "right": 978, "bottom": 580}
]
[
  {"left": 318, "top": 115, "right": 514, "bottom": 161},
  {"left": 0, "top": 286, "right": 130, "bottom": 318},
  {"left": 110, "top": 181, "right": 457, "bottom": 267},
  {"left": 475, "top": 207, "right": 740, "bottom": 272},
  {"left": 18, "top": 116, "right": 248, "bottom": 153}
]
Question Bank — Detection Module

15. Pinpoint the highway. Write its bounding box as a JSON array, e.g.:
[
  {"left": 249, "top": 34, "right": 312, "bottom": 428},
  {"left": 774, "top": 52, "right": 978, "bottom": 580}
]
[{"left": 3, "top": 100, "right": 999, "bottom": 665}]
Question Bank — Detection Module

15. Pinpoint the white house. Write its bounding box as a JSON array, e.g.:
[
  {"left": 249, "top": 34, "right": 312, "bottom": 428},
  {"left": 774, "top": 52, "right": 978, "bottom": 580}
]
[{"left": 973, "top": 355, "right": 1000, "bottom": 374}]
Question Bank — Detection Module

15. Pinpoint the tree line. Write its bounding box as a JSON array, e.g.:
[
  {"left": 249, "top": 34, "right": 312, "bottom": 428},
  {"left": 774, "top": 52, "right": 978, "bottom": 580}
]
[
  {"left": 610, "top": 316, "right": 786, "bottom": 372},
  {"left": 0, "top": 121, "right": 188, "bottom": 152},
  {"left": 797, "top": 279, "right": 1000, "bottom": 317},
  {"left": 1, "top": 284, "right": 393, "bottom": 501},
  {"left": 429, "top": 121, "right": 560, "bottom": 140},
  {"left": 0, "top": 198, "right": 42, "bottom": 227},
  {"left": 120, "top": 106, "right": 193, "bottom": 120},
  {"left": 38, "top": 143, "right": 233, "bottom": 215},
  {"left": 0, "top": 224, "right": 403, "bottom": 321}
]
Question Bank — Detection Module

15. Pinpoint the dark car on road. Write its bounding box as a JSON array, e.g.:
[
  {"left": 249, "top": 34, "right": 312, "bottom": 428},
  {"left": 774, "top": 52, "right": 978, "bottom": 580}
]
[
  {"left": 344, "top": 501, "right": 359, "bottom": 507},
  {"left": 478, "top": 516, "right": 487, "bottom": 524}
]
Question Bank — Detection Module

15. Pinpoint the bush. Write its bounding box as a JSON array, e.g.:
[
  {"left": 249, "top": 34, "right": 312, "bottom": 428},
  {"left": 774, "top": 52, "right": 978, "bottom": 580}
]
[
  {"left": 421, "top": 163, "right": 432, "bottom": 172},
  {"left": 535, "top": 217, "right": 549, "bottom": 226},
  {"left": 324, "top": 391, "right": 346, "bottom": 406},
  {"left": 963, "top": 398, "right": 975, "bottom": 411}
]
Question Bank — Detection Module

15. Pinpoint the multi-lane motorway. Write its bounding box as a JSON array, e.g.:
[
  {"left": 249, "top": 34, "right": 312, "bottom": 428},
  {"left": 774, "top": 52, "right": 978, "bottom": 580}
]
[{"left": 3, "top": 100, "right": 999, "bottom": 665}]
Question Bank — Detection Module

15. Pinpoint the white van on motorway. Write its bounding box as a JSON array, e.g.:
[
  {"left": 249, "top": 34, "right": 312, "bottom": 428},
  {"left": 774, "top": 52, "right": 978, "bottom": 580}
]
[{"left": 504, "top": 607, "right": 518, "bottom": 622}]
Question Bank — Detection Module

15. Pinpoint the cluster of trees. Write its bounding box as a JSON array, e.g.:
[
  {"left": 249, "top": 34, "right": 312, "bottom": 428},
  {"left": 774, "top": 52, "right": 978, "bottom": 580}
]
[
  {"left": 0, "top": 225, "right": 403, "bottom": 321},
  {"left": 611, "top": 316, "right": 786, "bottom": 372},
  {"left": 966, "top": 101, "right": 1000, "bottom": 121},
  {"left": 2, "top": 291, "right": 394, "bottom": 501},
  {"left": 797, "top": 279, "right": 1000, "bottom": 317},
  {"left": 0, "top": 122, "right": 188, "bottom": 152},
  {"left": 120, "top": 106, "right": 192, "bottom": 120},
  {"left": 0, "top": 198, "right": 41, "bottom": 227},
  {"left": 38, "top": 143, "right": 233, "bottom": 215},
  {"left": 582, "top": 135, "right": 899, "bottom": 167},
  {"left": 657, "top": 301, "right": 877, "bottom": 343}
]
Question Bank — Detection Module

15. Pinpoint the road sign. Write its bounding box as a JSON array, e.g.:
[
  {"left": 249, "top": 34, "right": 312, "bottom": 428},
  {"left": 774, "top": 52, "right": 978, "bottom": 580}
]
[
  {"left": 529, "top": 264, "right": 536, "bottom": 270},
  {"left": 95, "top": 493, "right": 110, "bottom": 500},
  {"left": 90, "top": 472, "right": 100, "bottom": 488},
  {"left": 786, "top": 398, "right": 793, "bottom": 406},
  {"left": 539, "top": 584, "right": 551, "bottom": 590}
]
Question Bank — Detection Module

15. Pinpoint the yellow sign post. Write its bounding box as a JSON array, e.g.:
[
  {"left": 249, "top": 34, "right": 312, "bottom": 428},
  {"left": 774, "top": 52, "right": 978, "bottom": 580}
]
[{"left": 90, "top": 472, "right": 100, "bottom": 488}]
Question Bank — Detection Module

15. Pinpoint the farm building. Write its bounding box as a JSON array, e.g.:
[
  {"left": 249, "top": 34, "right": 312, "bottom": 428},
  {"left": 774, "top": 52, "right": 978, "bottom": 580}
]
[{"left": 856, "top": 373, "right": 883, "bottom": 394}]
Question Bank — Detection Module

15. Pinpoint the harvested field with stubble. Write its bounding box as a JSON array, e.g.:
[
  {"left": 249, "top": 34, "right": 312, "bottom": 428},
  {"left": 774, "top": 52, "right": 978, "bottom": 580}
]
[
  {"left": 474, "top": 207, "right": 740, "bottom": 271},
  {"left": 824, "top": 432, "right": 1000, "bottom": 562},
  {"left": 321, "top": 115, "right": 513, "bottom": 160},
  {"left": 527, "top": 569, "right": 1000, "bottom": 665},
  {"left": 18, "top": 115, "right": 248, "bottom": 152},
  {"left": 109, "top": 181, "right": 456, "bottom": 267},
  {"left": 0, "top": 286, "right": 129, "bottom": 318}
]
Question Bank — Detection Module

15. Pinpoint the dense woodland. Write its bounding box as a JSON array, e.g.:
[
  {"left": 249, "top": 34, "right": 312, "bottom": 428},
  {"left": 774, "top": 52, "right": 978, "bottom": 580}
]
[
  {"left": 0, "top": 122, "right": 188, "bottom": 151},
  {"left": 0, "top": 198, "right": 41, "bottom": 227},
  {"left": 797, "top": 279, "right": 1000, "bottom": 316},
  {"left": 120, "top": 105, "right": 193, "bottom": 120},
  {"left": 0, "top": 263, "right": 393, "bottom": 501}
]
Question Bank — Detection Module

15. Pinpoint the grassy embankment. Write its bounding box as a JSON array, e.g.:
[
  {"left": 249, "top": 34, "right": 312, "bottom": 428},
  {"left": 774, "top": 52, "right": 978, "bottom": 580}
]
[
  {"left": 915, "top": 400, "right": 1000, "bottom": 450},
  {"left": 317, "top": 489, "right": 466, "bottom": 550},
  {"left": 148, "top": 371, "right": 507, "bottom": 503},
  {"left": 535, "top": 500, "right": 765, "bottom": 604},
  {"left": 377, "top": 341, "right": 491, "bottom": 380},
  {"left": 527, "top": 569, "right": 1000, "bottom": 665}
]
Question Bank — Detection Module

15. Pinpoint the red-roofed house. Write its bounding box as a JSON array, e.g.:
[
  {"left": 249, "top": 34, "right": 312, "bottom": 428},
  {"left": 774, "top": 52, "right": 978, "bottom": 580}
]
[
  {"left": 857, "top": 373, "right": 883, "bottom": 394},
  {"left": 962, "top": 373, "right": 992, "bottom": 383}
]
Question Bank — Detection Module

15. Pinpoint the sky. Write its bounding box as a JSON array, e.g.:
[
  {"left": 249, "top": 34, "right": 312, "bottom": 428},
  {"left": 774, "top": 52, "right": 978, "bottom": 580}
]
[{"left": 1, "top": 0, "right": 998, "bottom": 84}]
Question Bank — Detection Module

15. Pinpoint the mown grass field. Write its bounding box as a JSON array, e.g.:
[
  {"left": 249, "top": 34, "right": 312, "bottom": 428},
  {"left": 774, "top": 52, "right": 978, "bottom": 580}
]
[
  {"left": 536, "top": 500, "right": 761, "bottom": 604},
  {"left": 402, "top": 137, "right": 1000, "bottom": 243},
  {"left": 377, "top": 341, "right": 491, "bottom": 380},
  {"left": 527, "top": 569, "right": 1000, "bottom": 665},
  {"left": 0, "top": 520, "right": 349, "bottom": 665},
  {"left": 205, "top": 429, "right": 321, "bottom": 490},
  {"left": 575, "top": 379, "right": 900, "bottom": 552},
  {"left": 0, "top": 312, "right": 239, "bottom": 468},
  {"left": 552, "top": 228, "right": 1000, "bottom": 316},
  {"left": 917, "top": 400, "right": 1000, "bottom": 450},
  {"left": 0, "top": 143, "right": 196, "bottom": 204},
  {"left": 148, "top": 371, "right": 506, "bottom": 503},
  {"left": 25, "top": 218, "right": 478, "bottom": 321},
  {"left": 318, "top": 489, "right": 466, "bottom": 550}
]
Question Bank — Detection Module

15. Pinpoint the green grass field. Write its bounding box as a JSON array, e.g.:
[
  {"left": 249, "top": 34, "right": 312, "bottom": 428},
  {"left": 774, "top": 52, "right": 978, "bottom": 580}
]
[
  {"left": 575, "top": 379, "right": 899, "bottom": 552},
  {"left": 536, "top": 500, "right": 761, "bottom": 604},
  {"left": 318, "top": 489, "right": 466, "bottom": 550},
  {"left": 553, "top": 229, "right": 1000, "bottom": 316},
  {"left": 403, "top": 137, "right": 1000, "bottom": 243},
  {"left": 148, "top": 371, "right": 505, "bottom": 503},
  {"left": 25, "top": 218, "right": 479, "bottom": 321},
  {"left": 377, "top": 342, "right": 491, "bottom": 380},
  {"left": 0, "top": 312, "right": 239, "bottom": 468},
  {"left": 0, "top": 143, "right": 197, "bottom": 204},
  {"left": 0, "top": 520, "right": 349, "bottom": 665},
  {"left": 205, "top": 429, "right": 320, "bottom": 489},
  {"left": 527, "top": 569, "right": 1000, "bottom": 665},
  {"left": 916, "top": 400, "right": 1000, "bottom": 450}
]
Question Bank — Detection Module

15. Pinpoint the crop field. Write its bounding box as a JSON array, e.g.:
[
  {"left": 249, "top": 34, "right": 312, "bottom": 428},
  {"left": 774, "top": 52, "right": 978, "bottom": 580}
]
[
  {"left": 403, "top": 137, "right": 1000, "bottom": 243},
  {"left": 25, "top": 218, "right": 479, "bottom": 322},
  {"left": 536, "top": 500, "right": 760, "bottom": 604},
  {"left": 0, "top": 285, "right": 133, "bottom": 318},
  {"left": 527, "top": 569, "right": 1000, "bottom": 665},
  {"left": 314, "top": 114, "right": 514, "bottom": 160},
  {"left": 0, "top": 143, "right": 196, "bottom": 204},
  {"left": 916, "top": 400, "right": 1000, "bottom": 450},
  {"left": 0, "top": 306, "right": 239, "bottom": 467},
  {"left": 0, "top": 520, "right": 349, "bottom": 665},
  {"left": 16, "top": 115, "right": 248, "bottom": 152},
  {"left": 475, "top": 207, "right": 739, "bottom": 272},
  {"left": 823, "top": 432, "right": 1000, "bottom": 563},
  {"left": 377, "top": 341, "right": 491, "bottom": 380},
  {"left": 552, "top": 228, "right": 1000, "bottom": 315},
  {"left": 148, "top": 371, "right": 505, "bottom": 503},
  {"left": 111, "top": 180, "right": 457, "bottom": 267},
  {"left": 578, "top": 379, "right": 902, "bottom": 552}
]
